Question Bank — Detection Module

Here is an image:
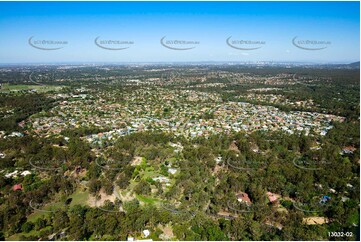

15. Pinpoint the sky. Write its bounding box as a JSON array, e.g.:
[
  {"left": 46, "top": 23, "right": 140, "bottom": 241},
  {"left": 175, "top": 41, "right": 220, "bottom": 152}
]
[{"left": 0, "top": 1, "right": 359, "bottom": 64}]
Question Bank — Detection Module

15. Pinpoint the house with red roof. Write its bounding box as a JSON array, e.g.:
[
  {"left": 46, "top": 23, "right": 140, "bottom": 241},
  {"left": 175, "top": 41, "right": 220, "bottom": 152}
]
[
  {"left": 236, "top": 192, "right": 252, "bottom": 205},
  {"left": 13, "top": 184, "right": 23, "bottom": 191},
  {"left": 267, "top": 191, "right": 281, "bottom": 204},
  {"left": 341, "top": 146, "right": 356, "bottom": 155}
]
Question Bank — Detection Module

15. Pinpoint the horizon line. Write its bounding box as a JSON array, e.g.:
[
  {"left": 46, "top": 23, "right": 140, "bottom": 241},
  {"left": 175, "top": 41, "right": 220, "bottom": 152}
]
[{"left": 0, "top": 60, "right": 359, "bottom": 66}]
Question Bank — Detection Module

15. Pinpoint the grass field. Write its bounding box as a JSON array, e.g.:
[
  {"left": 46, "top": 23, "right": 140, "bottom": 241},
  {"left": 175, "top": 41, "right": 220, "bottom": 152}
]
[
  {"left": 7, "top": 226, "right": 53, "bottom": 240},
  {"left": 27, "top": 188, "right": 89, "bottom": 223},
  {"left": 68, "top": 188, "right": 89, "bottom": 206},
  {"left": 0, "top": 84, "right": 63, "bottom": 93},
  {"left": 8, "top": 189, "right": 89, "bottom": 240},
  {"left": 27, "top": 201, "right": 66, "bottom": 222},
  {"left": 136, "top": 194, "right": 159, "bottom": 205}
]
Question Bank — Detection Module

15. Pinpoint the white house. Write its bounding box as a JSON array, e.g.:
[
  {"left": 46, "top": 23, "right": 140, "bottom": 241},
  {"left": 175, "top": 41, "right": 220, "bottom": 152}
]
[{"left": 142, "top": 229, "right": 150, "bottom": 238}]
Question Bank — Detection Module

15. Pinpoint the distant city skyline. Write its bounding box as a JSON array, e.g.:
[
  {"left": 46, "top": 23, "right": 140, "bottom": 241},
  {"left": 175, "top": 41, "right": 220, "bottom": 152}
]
[{"left": 0, "top": 1, "right": 359, "bottom": 64}]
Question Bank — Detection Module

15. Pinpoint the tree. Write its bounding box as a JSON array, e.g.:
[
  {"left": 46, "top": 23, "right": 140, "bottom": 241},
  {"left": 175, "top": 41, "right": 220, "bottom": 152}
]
[
  {"left": 68, "top": 205, "right": 87, "bottom": 240},
  {"left": 102, "top": 179, "right": 114, "bottom": 195},
  {"left": 34, "top": 217, "right": 47, "bottom": 231},
  {"left": 21, "top": 221, "right": 34, "bottom": 233},
  {"left": 248, "top": 220, "right": 262, "bottom": 241},
  {"left": 53, "top": 210, "right": 69, "bottom": 231},
  {"left": 89, "top": 179, "right": 102, "bottom": 195},
  {"left": 116, "top": 172, "right": 131, "bottom": 189},
  {"left": 134, "top": 180, "right": 151, "bottom": 196}
]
